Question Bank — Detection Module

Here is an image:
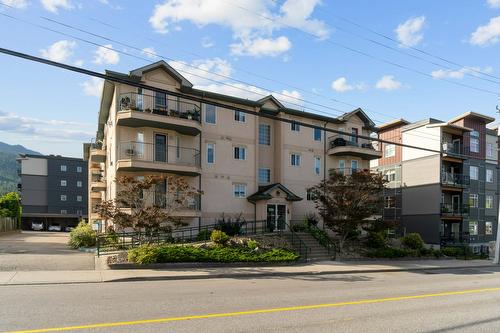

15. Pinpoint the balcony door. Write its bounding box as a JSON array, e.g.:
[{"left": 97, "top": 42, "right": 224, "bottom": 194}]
[
  {"left": 452, "top": 139, "right": 460, "bottom": 154},
  {"left": 155, "top": 134, "right": 167, "bottom": 163},
  {"left": 451, "top": 195, "right": 460, "bottom": 214}
]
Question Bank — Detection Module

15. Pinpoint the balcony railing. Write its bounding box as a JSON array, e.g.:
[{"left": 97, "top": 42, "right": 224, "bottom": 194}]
[
  {"left": 440, "top": 203, "right": 469, "bottom": 217},
  {"left": 118, "top": 92, "right": 201, "bottom": 122},
  {"left": 329, "top": 167, "right": 371, "bottom": 176},
  {"left": 441, "top": 142, "right": 470, "bottom": 156},
  {"left": 329, "top": 135, "right": 376, "bottom": 150},
  {"left": 441, "top": 172, "right": 470, "bottom": 187},
  {"left": 153, "top": 193, "right": 201, "bottom": 211},
  {"left": 119, "top": 141, "right": 201, "bottom": 168}
]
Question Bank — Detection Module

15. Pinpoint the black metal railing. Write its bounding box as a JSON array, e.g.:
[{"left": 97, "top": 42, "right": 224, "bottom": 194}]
[
  {"left": 328, "top": 167, "right": 370, "bottom": 176},
  {"left": 306, "top": 223, "right": 336, "bottom": 259},
  {"left": 440, "top": 203, "right": 469, "bottom": 217},
  {"left": 118, "top": 92, "right": 201, "bottom": 122},
  {"left": 329, "top": 135, "right": 376, "bottom": 150},
  {"left": 441, "top": 172, "right": 470, "bottom": 187},
  {"left": 119, "top": 141, "right": 201, "bottom": 168},
  {"left": 151, "top": 193, "right": 201, "bottom": 211},
  {"left": 441, "top": 142, "right": 470, "bottom": 156},
  {"left": 96, "top": 220, "right": 310, "bottom": 260}
]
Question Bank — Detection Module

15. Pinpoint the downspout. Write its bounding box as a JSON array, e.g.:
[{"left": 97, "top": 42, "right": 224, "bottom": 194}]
[{"left": 322, "top": 121, "right": 328, "bottom": 230}]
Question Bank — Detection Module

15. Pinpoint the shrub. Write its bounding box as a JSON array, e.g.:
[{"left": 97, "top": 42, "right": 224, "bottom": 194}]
[
  {"left": 367, "top": 247, "right": 417, "bottom": 258},
  {"left": 367, "top": 231, "right": 388, "bottom": 249},
  {"left": 214, "top": 213, "right": 245, "bottom": 236},
  {"left": 401, "top": 233, "right": 424, "bottom": 250},
  {"left": 128, "top": 244, "right": 299, "bottom": 264},
  {"left": 304, "top": 213, "right": 319, "bottom": 227},
  {"left": 196, "top": 229, "right": 212, "bottom": 241},
  {"left": 247, "top": 239, "right": 259, "bottom": 250},
  {"left": 210, "top": 230, "right": 230, "bottom": 246},
  {"left": 68, "top": 221, "right": 96, "bottom": 249},
  {"left": 345, "top": 229, "right": 361, "bottom": 241},
  {"left": 291, "top": 223, "right": 308, "bottom": 232}
]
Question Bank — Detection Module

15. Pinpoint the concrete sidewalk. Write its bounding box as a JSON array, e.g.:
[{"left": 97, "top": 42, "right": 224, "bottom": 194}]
[{"left": 0, "top": 259, "right": 497, "bottom": 286}]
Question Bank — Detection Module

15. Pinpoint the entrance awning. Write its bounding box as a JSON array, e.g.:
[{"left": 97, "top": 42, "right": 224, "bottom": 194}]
[{"left": 247, "top": 183, "right": 302, "bottom": 203}]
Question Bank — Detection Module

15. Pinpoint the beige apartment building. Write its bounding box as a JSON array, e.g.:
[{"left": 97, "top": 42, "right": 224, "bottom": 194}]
[{"left": 85, "top": 61, "right": 381, "bottom": 232}]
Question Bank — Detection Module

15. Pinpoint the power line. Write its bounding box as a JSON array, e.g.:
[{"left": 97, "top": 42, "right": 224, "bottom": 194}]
[{"left": 0, "top": 46, "right": 445, "bottom": 155}]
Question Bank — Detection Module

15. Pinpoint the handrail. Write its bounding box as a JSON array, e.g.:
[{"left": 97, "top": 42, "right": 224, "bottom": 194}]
[
  {"left": 308, "top": 224, "right": 336, "bottom": 259},
  {"left": 280, "top": 220, "right": 310, "bottom": 261}
]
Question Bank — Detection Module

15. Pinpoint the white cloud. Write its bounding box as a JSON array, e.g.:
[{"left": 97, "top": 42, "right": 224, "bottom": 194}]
[
  {"left": 141, "top": 47, "right": 159, "bottom": 60},
  {"left": 201, "top": 36, "right": 214, "bottom": 48},
  {"left": 487, "top": 0, "right": 500, "bottom": 8},
  {"left": 375, "top": 75, "right": 402, "bottom": 91},
  {"left": 276, "top": 89, "right": 302, "bottom": 107},
  {"left": 40, "top": 0, "right": 73, "bottom": 13},
  {"left": 470, "top": 16, "right": 500, "bottom": 46},
  {"left": 395, "top": 16, "right": 426, "bottom": 47},
  {"left": 93, "top": 44, "right": 120, "bottom": 65},
  {"left": 230, "top": 36, "right": 291, "bottom": 57},
  {"left": 169, "top": 58, "right": 233, "bottom": 86},
  {"left": 81, "top": 77, "right": 103, "bottom": 97},
  {"left": 431, "top": 66, "right": 493, "bottom": 79},
  {"left": 331, "top": 77, "right": 366, "bottom": 93},
  {"left": 0, "top": 110, "right": 93, "bottom": 142},
  {"left": 1, "top": 0, "right": 28, "bottom": 9},
  {"left": 148, "top": 0, "right": 328, "bottom": 57},
  {"left": 74, "top": 59, "right": 83, "bottom": 66},
  {"left": 39, "top": 40, "right": 76, "bottom": 62}
]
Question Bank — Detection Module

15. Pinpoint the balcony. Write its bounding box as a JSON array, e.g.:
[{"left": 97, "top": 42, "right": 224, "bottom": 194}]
[
  {"left": 117, "top": 141, "right": 201, "bottom": 176},
  {"left": 89, "top": 143, "right": 106, "bottom": 163},
  {"left": 441, "top": 172, "right": 469, "bottom": 189},
  {"left": 90, "top": 179, "right": 106, "bottom": 192},
  {"left": 440, "top": 203, "right": 469, "bottom": 218},
  {"left": 119, "top": 194, "right": 201, "bottom": 218},
  {"left": 441, "top": 142, "right": 469, "bottom": 159},
  {"left": 116, "top": 92, "right": 201, "bottom": 136},
  {"left": 329, "top": 167, "right": 371, "bottom": 177},
  {"left": 90, "top": 191, "right": 102, "bottom": 199},
  {"left": 327, "top": 135, "right": 382, "bottom": 160}
]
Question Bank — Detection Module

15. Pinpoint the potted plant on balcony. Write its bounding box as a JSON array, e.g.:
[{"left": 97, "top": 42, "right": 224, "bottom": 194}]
[{"left": 120, "top": 96, "right": 131, "bottom": 110}]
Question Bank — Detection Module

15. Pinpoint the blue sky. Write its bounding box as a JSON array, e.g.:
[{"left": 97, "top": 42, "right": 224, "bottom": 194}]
[{"left": 0, "top": 0, "right": 499, "bottom": 157}]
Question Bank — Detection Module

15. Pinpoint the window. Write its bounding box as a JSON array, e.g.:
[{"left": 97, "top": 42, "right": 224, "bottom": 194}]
[
  {"left": 234, "top": 146, "right": 246, "bottom": 160},
  {"left": 176, "top": 136, "right": 180, "bottom": 159},
  {"left": 259, "top": 124, "right": 271, "bottom": 145},
  {"left": 486, "top": 222, "right": 493, "bottom": 235},
  {"left": 234, "top": 110, "right": 246, "bottom": 123},
  {"left": 470, "top": 130, "right": 480, "bottom": 153},
  {"left": 76, "top": 166, "right": 82, "bottom": 173},
  {"left": 60, "top": 180, "right": 67, "bottom": 187},
  {"left": 307, "top": 189, "right": 317, "bottom": 201},
  {"left": 290, "top": 153, "right": 301, "bottom": 166},
  {"left": 313, "top": 127, "right": 322, "bottom": 141},
  {"left": 60, "top": 195, "right": 67, "bottom": 202},
  {"left": 384, "top": 169, "right": 396, "bottom": 182},
  {"left": 291, "top": 122, "right": 300, "bottom": 132},
  {"left": 384, "top": 144, "right": 395, "bottom": 158},
  {"left": 487, "top": 143, "right": 493, "bottom": 158},
  {"left": 351, "top": 160, "right": 359, "bottom": 171},
  {"left": 259, "top": 168, "right": 271, "bottom": 184},
  {"left": 469, "top": 194, "right": 479, "bottom": 208},
  {"left": 486, "top": 195, "right": 493, "bottom": 209},
  {"left": 351, "top": 128, "right": 358, "bottom": 143},
  {"left": 486, "top": 169, "right": 493, "bottom": 183},
  {"left": 76, "top": 210, "right": 82, "bottom": 216},
  {"left": 206, "top": 143, "right": 215, "bottom": 164},
  {"left": 470, "top": 166, "right": 479, "bottom": 180},
  {"left": 60, "top": 210, "right": 67, "bottom": 214},
  {"left": 469, "top": 221, "right": 478, "bottom": 236},
  {"left": 60, "top": 165, "right": 67, "bottom": 172},
  {"left": 155, "top": 91, "right": 167, "bottom": 110},
  {"left": 233, "top": 183, "right": 246, "bottom": 198},
  {"left": 77, "top": 181, "right": 82, "bottom": 188},
  {"left": 205, "top": 104, "right": 216, "bottom": 124},
  {"left": 338, "top": 159, "right": 345, "bottom": 172},
  {"left": 76, "top": 195, "right": 82, "bottom": 202},
  {"left": 314, "top": 156, "right": 321, "bottom": 175},
  {"left": 384, "top": 196, "right": 396, "bottom": 208}
]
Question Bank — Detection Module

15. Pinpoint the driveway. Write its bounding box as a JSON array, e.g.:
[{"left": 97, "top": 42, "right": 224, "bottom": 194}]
[{"left": 0, "top": 231, "right": 94, "bottom": 271}]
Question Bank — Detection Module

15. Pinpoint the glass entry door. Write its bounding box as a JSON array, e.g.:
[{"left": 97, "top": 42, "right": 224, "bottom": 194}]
[
  {"left": 266, "top": 204, "right": 287, "bottom": 232},
  {"left": 155, "top": 134, "right": 167, "bottom": 162}
]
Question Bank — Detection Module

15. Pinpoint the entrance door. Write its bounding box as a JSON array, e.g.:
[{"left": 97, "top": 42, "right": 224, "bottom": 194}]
[
  {"left": 266, "top": 204, "right": 287, "bottom": 232},
  {"left": 155, "top": 134, "right": 167, "bottom": 162}
]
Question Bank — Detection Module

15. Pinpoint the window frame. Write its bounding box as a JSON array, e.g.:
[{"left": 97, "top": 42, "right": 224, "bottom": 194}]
[
  {"left": 486, "top": 195, "right": 493, "bottom": 209},
  {"left": 206, "top": 143, "right": 215, "bottom": 164},
  {"left": 487, "top": 143, "right": 493, "bottom": 158},
  {"left": 384, "top": 196, "right": 396, "bottom": 208},
  {"left": 76, "top": 166, "right": 82, "bottom": 173},
  {"left": 486, "top": 169, "right": 493, "bottom": 183},
  {"left": 60, "top": 180, "right": 67, "bottom": 187},
  {"left": 76, "top": 180, "right": 82, "bottom": 188},
  {"left": 60, "top": 194, "right": 67, "bottom": 202},
  {"left": 204, "top": 104, "right": 217, "bottom": 124},
  {"left": 314, "top": 156, "right": 321, "bottom": 175},
  {"left": 259, "top": 124, "right": 271, "bottom": 145},
  {"left": 384, "top": 144, "right": 395, "bottom": 158},
  {"left": 290, "top": 153, "right": 301, "bottom": 167},
  {"left": 313, "top": 127, "right": 322, "bottom": 141},
  {"left": 469, "top": 221, "right": 478, "bottom": 236},
  {"left": 233, "top": 183, "right": 247, "bottom": 198},
  {"left": 486, "top": 222, "right": 493, "bottom": 235},
  {"left": 76, "top": 195, "right": 82, "bottom": 202},
  {"left": 470, "top": 131, "right": 480, "bottom": 153},
  {"left": 470, "top": 166, "right": 479, "bottom": 180},
  {"left": 233, "top": 146, "right": 247, "bottom": 160},
  {"left": 258, "top": 168, "right": 271, "bottom": 184},
  {"left": 469, "top": 194, "right": 479, "bottom": 208},
  {"left": 234, "top": 110, "right": 246, "bottom": 123},
  {"left": 291, "top": 122, "right": 300, "bottom": 132},
  {"left": 60, "top": 165, "right": 67, "bottom": 172}
]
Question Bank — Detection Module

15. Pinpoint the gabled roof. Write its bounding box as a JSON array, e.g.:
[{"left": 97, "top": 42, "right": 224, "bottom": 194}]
[
  {"left": 257, "top": 95, "right": 285, "bottom": 109},
  {"left": 247, "top": 183, "right": 302, "bottom": 203},
  {"left": 338, "top": 108, "right": 377, "bottom": 130},
  {"left": 130, "top": 61, "right": 193, "bottom": 88}
]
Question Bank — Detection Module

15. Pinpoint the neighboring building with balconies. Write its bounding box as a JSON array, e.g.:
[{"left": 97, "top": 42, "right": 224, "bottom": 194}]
[
  {"left": 371, "top": 112, "right": 498, "bottom": 253},
  {"left": 84, "top": 61, "right": 380, "bottom": 232}
]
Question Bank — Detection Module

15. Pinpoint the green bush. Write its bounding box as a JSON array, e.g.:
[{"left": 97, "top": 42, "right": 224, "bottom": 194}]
[
  {"left": 210, "top": 230, "right": 230, "bottom": 246},
  {"left": 68, "top": 221, "right": 96, "bottom": 249},
  {"left": 291, "top": 223, "right": 308, "bottom": 232},
  {"left": 367, "top": 231, "right": 388, "bottom": 249},
  {"left": 367, "top": 247, "right": 418, "bottom": 258},
  {"left": 196, "top": 229, "right": 212, "bottom": 241},
  {"left": 128, "top": 245, "right": 299, "bottom": 264},
  {"left": 401, "top": 233, "right": 425, "bottom": 250},
  {"left": 247, "top": 239, "right": 259, "bottom": 250}
]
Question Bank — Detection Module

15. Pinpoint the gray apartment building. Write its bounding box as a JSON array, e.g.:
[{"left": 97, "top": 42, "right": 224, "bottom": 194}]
[
  {"left": 371, "top": 112, "right": 498, "bottom": 254},
  {"left": 17, "top": 154, "right": 88, "bottom": 231}
]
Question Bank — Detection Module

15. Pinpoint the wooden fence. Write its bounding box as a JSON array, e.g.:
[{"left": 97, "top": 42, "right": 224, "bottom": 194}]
[{"left": 0, "top": 217, "right": 18, "bottom": 233}]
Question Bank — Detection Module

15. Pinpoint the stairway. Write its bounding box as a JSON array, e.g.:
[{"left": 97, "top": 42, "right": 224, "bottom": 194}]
[{"left": 283, "top": 232, "right": 334, "bottom": 261}]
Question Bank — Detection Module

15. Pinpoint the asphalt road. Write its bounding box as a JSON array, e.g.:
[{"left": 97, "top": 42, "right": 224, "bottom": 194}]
[
  {"left": 0, "top": 232, "right": 94, "bottom": 271},
  {"left": 2, "top": 266, "right": 500, "bottom": 332}
]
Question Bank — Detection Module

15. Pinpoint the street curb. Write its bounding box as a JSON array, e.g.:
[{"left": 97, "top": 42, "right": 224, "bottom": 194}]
[{"left": 103, "top": 264, "right": 498, "bottom": 283}]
